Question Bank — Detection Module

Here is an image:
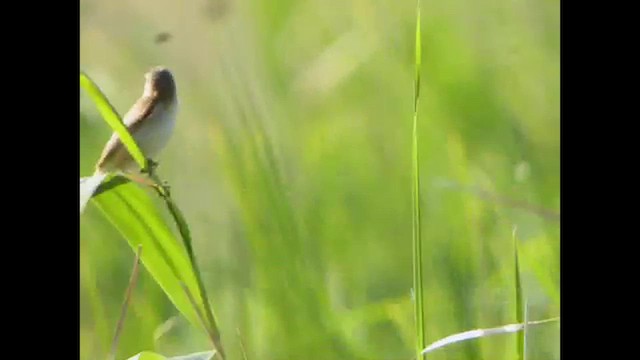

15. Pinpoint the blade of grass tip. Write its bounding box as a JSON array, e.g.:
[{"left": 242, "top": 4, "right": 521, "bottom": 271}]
[
  {"left": 108, "top": 244, "right": 143, "bottom": 360},
  {"left": 153, "top": 316, "right": 180, "bottom": 345},
  {"left": 180, "top": 282, "right": 225, "bottom": 360},
  {"left": 80, "top": 71, "right": 147, "bottom": 170},
  {"left": 513, "top": 226, "right": 524, "bottom": 360},
  {"left": 412, "top": 2, "right": 425, "bottom": 360},
  {"left": 420, "top": 317, "right": 560, "bottom": 355}
]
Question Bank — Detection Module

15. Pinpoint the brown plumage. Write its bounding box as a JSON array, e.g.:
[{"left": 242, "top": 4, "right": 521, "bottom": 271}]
[{"left": 95, "top": 67, "right": 178, "bottom": 173}]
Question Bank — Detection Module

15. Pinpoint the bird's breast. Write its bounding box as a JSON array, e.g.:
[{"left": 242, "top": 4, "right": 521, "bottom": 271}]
[{"left": 133, "top": 102, "right": 178, "bottom": 161}]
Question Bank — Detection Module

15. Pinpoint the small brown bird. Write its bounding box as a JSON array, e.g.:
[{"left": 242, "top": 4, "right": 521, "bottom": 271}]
[{"left": 80, "top": 66, "right": 179, "bottom": 212}]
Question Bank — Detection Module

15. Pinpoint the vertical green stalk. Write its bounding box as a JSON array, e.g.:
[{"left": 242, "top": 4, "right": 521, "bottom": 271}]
[
  {"left": 412, "top": 2, "right": 425, "bottom": 359},
  {"left": 513, "top": 227, "right": 524, "bottom": 360},
  {"left": 151, "top": 182, "right": 226, "bottom": 359}
]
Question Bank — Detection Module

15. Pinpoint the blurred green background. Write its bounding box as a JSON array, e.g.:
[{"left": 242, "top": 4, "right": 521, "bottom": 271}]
[{"left": 80, "top": 0, "right": 559, "bottom": 359}]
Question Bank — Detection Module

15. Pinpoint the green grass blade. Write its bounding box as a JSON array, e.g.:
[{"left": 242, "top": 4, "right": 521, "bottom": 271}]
[
  {"left": 513, "top": 227, "right": 524, "bottom": 360},
  {"left": 420, "top": 318, "right": 559, "bottom": 355},
  {"left": 412, "top": 2, "right": 425, "bottom": 359},
  {"left": 127, "top": 351, "right": 216, "bottom": 360},
  {"left": 91, "top": 180, "right": 206, "bottom": 336},
  {"left": 162, "top": 195, "right": 220, "bottom": 333},
  {"left": 80, "top": 71, "right": 146, "bottom": 170},
  {"left": 128, "top": 351, "right": 167, "bottom": 360},
  {"left": 168, "top": 351, "right": 216, "bottom": 360},
  {"left": 151, "top": 182, "right": 225, "bottom": 358},
  {"left": 414, "top": 3, "right": 422, "bottom": 113}
]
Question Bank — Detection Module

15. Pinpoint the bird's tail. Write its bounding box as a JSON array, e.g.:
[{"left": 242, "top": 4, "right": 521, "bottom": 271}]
[{"left": 80, "top": 170, "right": 108, "bottom": 214}]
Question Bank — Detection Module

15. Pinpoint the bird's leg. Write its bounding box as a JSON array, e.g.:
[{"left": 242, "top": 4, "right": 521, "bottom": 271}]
[
  {"left": 137, "top": 160, "right": 172, "bottom": 196},
  {"left": 148, "top": 158, "right": 159, "bottom": 171},
  {"left": 160, "top": 181, "right": 171, "bottom": 196},
  {"left": 141, "top": 158, "right": 159, "bottom": 176},
  {"left": 124, "top": 173, "right": 157, "bottom": 188},
  {"left": 135, "top": 159, "right": 172, "bottom": 196},
  {"left": 125, "top": 173, "right": 171, "bottom": 196}
]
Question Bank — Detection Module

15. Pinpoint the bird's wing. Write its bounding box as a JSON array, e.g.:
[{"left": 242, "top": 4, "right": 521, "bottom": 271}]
[{"left": 95, "top": 95, "right": 157, "bottom": 171}]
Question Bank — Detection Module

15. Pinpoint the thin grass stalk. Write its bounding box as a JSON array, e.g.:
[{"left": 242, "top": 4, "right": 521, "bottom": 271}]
[
  {"left": 412, "top": 2, "right": 426, "bottom": 359},
  {"left": 108, "top": 245, "right": 143, "bottom": 360}
]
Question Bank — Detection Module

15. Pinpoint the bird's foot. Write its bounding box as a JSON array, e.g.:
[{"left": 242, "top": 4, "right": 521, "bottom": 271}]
[
  {"left": 141, "top": 158, "right": 159, "bottom": 175},
  {"left": 158, "top": 181, "right": 171, "bottom": 196}
]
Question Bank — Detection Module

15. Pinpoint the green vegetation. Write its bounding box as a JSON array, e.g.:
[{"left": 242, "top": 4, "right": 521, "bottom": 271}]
[{"left": 80, "top": 0, "right": 559, "bottom": 359}]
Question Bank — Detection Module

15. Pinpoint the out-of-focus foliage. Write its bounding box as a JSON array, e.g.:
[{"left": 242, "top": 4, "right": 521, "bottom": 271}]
[{"left": 80, "top": 0, "right": 559, "bottom": 359}]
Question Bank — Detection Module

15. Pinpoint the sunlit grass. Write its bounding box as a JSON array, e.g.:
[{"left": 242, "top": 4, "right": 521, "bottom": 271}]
[
  {"left": 80, "top": 0, "right": 560, "bottom": 359},
  {"left": 411, "top": 2, "right": 425, "bottom": 359}
]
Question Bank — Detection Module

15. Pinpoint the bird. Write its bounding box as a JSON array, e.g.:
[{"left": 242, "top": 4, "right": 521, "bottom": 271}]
[{"left": 80, "top": 66, "right": 179, "bottom": 213}]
